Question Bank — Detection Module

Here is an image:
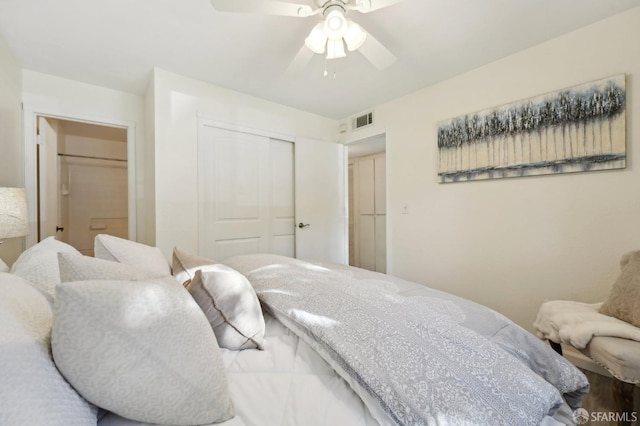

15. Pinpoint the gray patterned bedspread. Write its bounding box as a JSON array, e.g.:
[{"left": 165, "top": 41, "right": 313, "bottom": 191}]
[{"left": 223, "top": 254, "right": 588, "bottom": 426}]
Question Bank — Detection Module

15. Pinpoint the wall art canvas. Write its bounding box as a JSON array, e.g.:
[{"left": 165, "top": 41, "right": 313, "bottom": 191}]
[{"left": 437, "top": 74, "right": 626, "bottom": 183}]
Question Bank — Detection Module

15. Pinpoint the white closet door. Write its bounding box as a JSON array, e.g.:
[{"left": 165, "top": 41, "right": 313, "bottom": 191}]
[
  {"left": 357, "top": 158, "right": 376, "bottom": 270},
  {"left": 198, "top": 126, "right": 271, "bottom": 260},
  {"left": 374, "top": 156, "right": 386, "bottom": 272},
  {"left": 198, "top": 123, "right": 344, "bottom": 263},
  {"left": 198, "top": 124, "right": 296, "bottom": 261},
  {"left": 374, "top": 157, "right": 386, "bottom": 215},
  {"left": 375, "top": 215, "right": 386, "bottom": 273},
  {"left": 294, "top": 138, "right": 347, "bottom": 264},
  {"left": 269, "top": 139, "right": 295, "bottom": 257},
  {"left": 352, "top": 153, "right": 386, "bottom": 273}
]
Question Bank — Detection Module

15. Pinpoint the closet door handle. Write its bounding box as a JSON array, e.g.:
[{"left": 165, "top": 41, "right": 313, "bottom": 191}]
[{"left": 298, "top": 223, "right": 311, "bottom": 229}]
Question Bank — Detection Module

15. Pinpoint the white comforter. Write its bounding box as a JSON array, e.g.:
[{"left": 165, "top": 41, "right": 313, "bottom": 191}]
[{"left": 100, "top": 256, "right": 583, "bottom": 426}]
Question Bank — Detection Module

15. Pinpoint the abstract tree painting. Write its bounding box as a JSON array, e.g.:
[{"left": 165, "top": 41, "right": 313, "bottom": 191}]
[{"left": 437, "top": 74, "right": 626, "bottom": 183}]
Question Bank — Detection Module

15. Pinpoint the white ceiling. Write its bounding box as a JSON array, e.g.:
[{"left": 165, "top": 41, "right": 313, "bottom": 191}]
[{"left": 0, "top": 0, "right": 638, "bottom": 120}]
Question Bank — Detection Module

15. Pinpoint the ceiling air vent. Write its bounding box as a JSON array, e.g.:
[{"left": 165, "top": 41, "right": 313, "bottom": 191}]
[{"left": 352, "top": 111, "right": 374, "bottom": 130}]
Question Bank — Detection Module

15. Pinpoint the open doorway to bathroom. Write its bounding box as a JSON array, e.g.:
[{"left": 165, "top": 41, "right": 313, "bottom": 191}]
[
  {"left": 37, "top": 117, "right": 128, "bottom": 256},
  {"left": 347, "top": 134, "right": 386, "bottom": 273}
]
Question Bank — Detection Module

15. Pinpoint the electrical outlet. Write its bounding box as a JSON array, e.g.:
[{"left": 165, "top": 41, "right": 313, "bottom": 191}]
[{"left": 402, "top": 203, "right": 409, "bottom": 214}]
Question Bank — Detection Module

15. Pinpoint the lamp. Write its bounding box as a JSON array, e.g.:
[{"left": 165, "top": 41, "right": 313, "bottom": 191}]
[
  {"left": 326, "top": 39, "right": 346, "bottom": 59},
  {"left": 304, "top": 3, "right": 367, "bottom": 61},
  {"left": 323, "top": 5, "right": 348, "bottom": 40},
  {"left": 343, "top": 20, "right": 367, "bottom": 51},
  {"left": 305, "top": 23, "right": 328, "bottom": 54},
  {"left": 0, "top": 187, "right": 29, "bottom": 272}
]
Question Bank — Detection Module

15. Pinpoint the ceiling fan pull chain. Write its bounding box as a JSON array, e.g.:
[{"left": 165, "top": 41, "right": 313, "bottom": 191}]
[{"left": 324, "top": 55, "right": 328, "bottom": 77}]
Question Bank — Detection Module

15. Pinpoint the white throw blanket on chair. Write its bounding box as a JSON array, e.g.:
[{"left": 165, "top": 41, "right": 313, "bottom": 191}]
[{"left": 534, "top": 300, "right": 640, "bottom": 349}]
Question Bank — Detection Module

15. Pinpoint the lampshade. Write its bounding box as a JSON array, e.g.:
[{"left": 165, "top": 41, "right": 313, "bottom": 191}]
[
  {"left": 326, "top": 39, "right": 346, "bottom": 59},
  {"left": 0, "top": 187, "right": 29, "bottom": 239},
  {"left": 323, "top": 6, "right": 348, "bottom": 40},
  {"left": 305, "top": 22, "right": 328, "bottom": 54},
  {"left": 344, "top": 20, "right": 367, "bottom": 51}
]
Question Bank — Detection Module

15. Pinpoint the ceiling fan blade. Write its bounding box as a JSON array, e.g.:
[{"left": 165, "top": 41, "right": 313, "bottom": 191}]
[
  {"left": 285, "top": 45, "right": 315, "bottom": 76},
  {"left": 358, "top": 32, "right": 396, "bottom": 70},
  {"left": 210, "top": 0, "right": 316, "bottom": 17},
  {"left": 352, "top": 0, "right": 405, "bottom": 13}
]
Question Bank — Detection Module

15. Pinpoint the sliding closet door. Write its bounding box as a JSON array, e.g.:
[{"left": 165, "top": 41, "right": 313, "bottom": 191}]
[
  {"left": 197, "top": 124, "right": 295, "bottom": 260},
  {"left": 269, "top": 139, "right": 295, "bottom": 257}
]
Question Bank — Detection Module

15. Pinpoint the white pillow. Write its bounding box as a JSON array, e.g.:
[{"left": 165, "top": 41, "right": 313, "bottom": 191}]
[
  {"left": 52, "top": 278, "right": 234, "bottom": 425},
  {"left": 172, "top": 247, "right": 218, "bottom": 286},
  {"left": 0, "top": 272, "right": 97, "bottom": 425},
  {"left": 94, "top": 234, "right": 171, "bottom": 276},
  {"left": 188, "top": 266, "right": 267, "bottom": 350},
  {"left": 58, "top": 252, "right": 170, "bottom": 283},
  {"left": 10, "top": 236, "right": 81, "bottom": 302}
]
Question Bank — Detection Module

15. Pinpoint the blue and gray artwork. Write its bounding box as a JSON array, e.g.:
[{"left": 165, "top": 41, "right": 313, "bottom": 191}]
[{"left": 437, "top": 74, "right": 626, "bottom": 183}]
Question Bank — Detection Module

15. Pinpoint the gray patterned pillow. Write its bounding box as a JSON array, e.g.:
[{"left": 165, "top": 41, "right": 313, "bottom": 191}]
[
  {"left": 58, "top": 252, "right": 170, "bottom": 283},
  {"left": 52, "top": 278, "right": 234, "bottom": 425},
  {"left": 0, "top": 272, "right": 97, "bottom": 425},
  {"left": 10, "top": 236, "right": 81, "bottom": 302},
  {"left": 94, "top": 234, "right": 171, "bottom": 275},
  {"left": 188, "top": 266, "right": 267, "bottom": 350},
  {"left": 600, "top": 250, "right": 640, "bottom": 327}
]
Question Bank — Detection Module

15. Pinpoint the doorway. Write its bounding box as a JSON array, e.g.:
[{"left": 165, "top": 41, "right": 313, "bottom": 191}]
[
  {"left": 347, "top": 134, "right": 386, "bottom": 273},
  {"left": 37, "top": 117, "right": 128, "bottom": 255}
]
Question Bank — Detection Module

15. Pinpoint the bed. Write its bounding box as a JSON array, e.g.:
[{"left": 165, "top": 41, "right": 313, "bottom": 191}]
[{"left": 0, "top": 236, "right": 588, "bottom": 426}]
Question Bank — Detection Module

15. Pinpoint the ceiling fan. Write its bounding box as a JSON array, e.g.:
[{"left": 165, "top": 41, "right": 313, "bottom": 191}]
[{"left": 209, "top": 0, "right": 404, "bottom": 73}]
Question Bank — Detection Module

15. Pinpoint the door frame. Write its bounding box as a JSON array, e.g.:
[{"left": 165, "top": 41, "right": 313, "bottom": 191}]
[{"left": 23, "top": 107, "right": 137, "bottom": 248}]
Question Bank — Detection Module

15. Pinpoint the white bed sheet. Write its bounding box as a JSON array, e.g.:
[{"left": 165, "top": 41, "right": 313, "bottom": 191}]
[{"left": 99, "top": 313, "right": 379, "bottom": 426}]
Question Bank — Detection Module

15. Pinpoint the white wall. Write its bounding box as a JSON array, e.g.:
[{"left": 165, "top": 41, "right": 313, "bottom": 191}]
[
  {"left": 342, "top": 7, "right": 640, "bottom": 332},
  {"left": 0, "top": 33, "right": 24, "bottom": 266},
  {"left": 21, "top": 71, "right": 148, "bottom": 244},
  {"left": 151, "top": 68, "right": 338, "bottom": 258}
]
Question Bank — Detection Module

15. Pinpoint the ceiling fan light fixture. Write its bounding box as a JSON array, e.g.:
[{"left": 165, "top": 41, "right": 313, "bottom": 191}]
[
  {"left": 344, "top": 20, "right": 367, "bottom": 51},
  {"left": 323, "top": 6, "right": 348, "bottom": 40},
  {"left": 326, "top": 39, "right": 346, "bottom": 59},
  {"left": 305, "top": 23, "right": 328, "bottom": 54}
]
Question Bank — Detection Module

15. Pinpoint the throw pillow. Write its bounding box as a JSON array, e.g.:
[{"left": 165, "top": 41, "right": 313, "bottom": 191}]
[
  {"left": 172, "top": 247, "right": 218, "bottom": 286},
  {"left": 600, "top": 250, "right": 640, "bottom": 327},
  {"left": 0, "top": 272, "right": 97, "bottom": 425},
  {"left": 10, "top": 236, "right": 81, "bottom": 302},
  {"left": 188, "top": 266, "right": 266, "bottom": 350},
  {"left": 94, "top": 234, "right": 171, "bottom": 276},
  {"left": 52, "top": 278, "right": 234, "bottom": 425},
  {"left": 58, "top": 252, "right": 170, "bottom": 283}
]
